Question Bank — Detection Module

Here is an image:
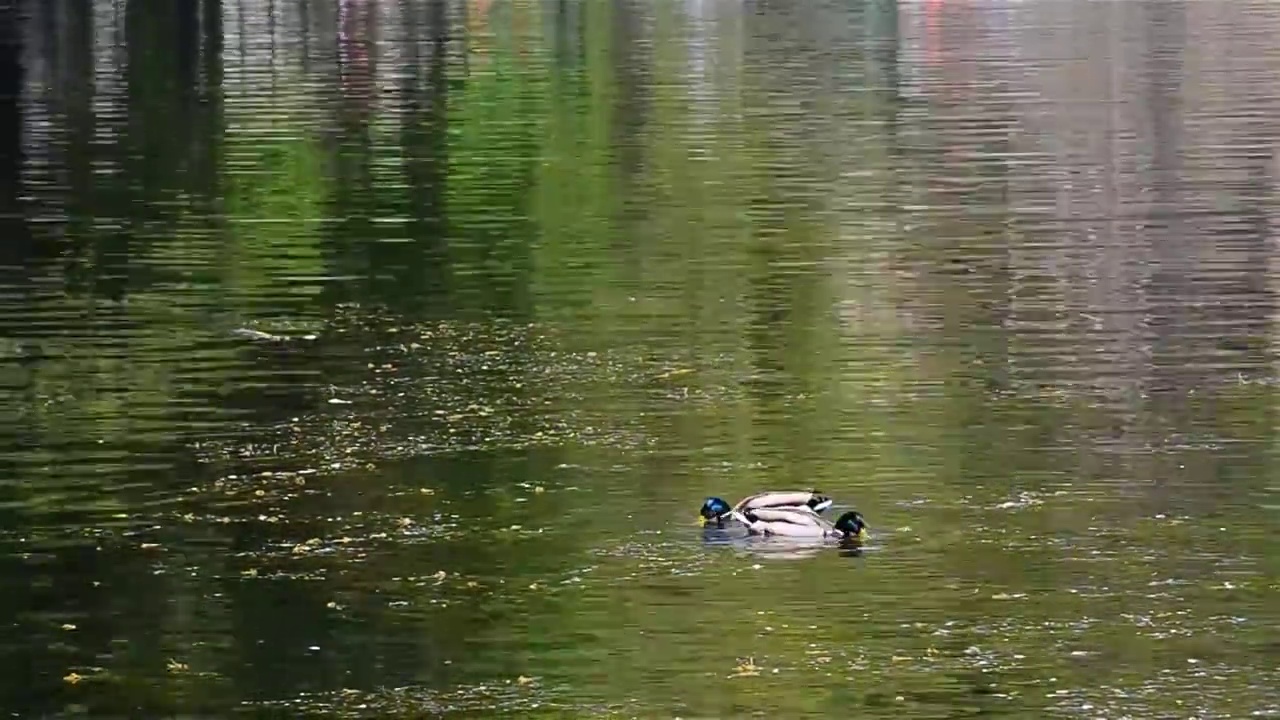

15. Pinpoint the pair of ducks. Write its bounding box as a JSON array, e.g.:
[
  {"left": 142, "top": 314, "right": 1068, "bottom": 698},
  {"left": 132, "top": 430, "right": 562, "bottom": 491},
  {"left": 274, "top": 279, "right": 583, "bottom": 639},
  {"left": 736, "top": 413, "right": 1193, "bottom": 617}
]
[{"left": 698, "top": 491, "right": 869, "bottom": 541}]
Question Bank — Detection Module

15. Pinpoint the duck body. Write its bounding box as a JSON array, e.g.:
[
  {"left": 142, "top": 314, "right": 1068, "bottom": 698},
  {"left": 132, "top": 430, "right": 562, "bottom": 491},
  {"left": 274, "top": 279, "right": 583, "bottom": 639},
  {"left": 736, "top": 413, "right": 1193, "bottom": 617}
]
[
  {"left": 736, "top": 507, "right": 869, "bottom": 542},
  {"left": 699, "top": 491, "right": 832, "bottom": 528},
  {"left": 734, "top": 491, "right": 832, "bottom": 515}
]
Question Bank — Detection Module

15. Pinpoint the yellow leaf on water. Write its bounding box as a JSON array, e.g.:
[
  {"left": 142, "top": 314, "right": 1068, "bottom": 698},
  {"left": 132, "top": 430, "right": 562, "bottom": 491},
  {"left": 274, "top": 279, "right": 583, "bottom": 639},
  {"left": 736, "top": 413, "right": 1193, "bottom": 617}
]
[
  {"left": 63, "top": 673, "right": 82, "bottom": 684},
  {"left": 657, "top": 368, "right": 695, "bottom": 379},
  {"left": 516, "top": 675, "right": 535, "bottom": 686}
]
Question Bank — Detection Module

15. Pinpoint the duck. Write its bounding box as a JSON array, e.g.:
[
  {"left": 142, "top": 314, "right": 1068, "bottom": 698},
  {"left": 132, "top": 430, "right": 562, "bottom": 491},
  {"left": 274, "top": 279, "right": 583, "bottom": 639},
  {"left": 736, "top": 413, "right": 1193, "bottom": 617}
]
[
  {"left": 698, "top": 491, "right": 833, "bottom": 528},
  {"left": 736, "top": 506, "right": 869, "bottom": 541}
]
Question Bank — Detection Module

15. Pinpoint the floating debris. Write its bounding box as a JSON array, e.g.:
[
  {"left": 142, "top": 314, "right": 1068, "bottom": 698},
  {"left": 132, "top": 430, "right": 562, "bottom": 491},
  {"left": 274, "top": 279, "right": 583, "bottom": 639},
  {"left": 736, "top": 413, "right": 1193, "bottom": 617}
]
[{"left": 728, "top": 657, "right": 761, "bottom": 678}]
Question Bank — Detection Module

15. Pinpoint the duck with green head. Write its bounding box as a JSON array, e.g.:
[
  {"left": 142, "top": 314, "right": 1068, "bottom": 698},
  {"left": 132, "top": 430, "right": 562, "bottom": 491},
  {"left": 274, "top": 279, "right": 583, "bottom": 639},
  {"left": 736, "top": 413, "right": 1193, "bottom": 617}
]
[
  {"left": 698, "top": 491, "right": 833, "bottom": 529},
  {"left": 736, "top": 506, "right": 869, "bottom": 542}
]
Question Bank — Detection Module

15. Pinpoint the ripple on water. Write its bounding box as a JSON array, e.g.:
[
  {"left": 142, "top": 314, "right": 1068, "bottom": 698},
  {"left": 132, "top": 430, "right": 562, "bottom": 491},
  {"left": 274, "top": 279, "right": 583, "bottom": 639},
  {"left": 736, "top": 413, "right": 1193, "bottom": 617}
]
[{"left": 244, "top": 680, "right": 613, "bottom": 719}]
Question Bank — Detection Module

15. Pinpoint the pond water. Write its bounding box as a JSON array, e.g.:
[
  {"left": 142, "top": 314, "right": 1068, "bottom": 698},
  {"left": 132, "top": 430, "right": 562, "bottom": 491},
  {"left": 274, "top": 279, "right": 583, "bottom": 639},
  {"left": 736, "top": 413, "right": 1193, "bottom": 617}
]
[{"left": 2, "top": 0, "right": 1279, "bottom": 717}]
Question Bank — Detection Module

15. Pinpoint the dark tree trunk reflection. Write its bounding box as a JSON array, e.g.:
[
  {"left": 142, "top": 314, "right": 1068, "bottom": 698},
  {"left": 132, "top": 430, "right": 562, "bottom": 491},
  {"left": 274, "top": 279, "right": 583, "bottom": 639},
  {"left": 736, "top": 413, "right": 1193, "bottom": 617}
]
[{"left": 0, "top": 0, "right": 25, "bottom": 258}]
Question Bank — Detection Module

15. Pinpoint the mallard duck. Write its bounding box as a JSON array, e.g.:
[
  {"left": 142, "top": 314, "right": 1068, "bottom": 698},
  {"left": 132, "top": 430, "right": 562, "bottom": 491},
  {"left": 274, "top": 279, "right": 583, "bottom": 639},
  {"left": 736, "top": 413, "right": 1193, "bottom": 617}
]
[
  {"left": 734, "top": 506, "right": 869, "bottom": 541},
  {"left": 698, "top": 491, "right": 833, "bottom": 528}
]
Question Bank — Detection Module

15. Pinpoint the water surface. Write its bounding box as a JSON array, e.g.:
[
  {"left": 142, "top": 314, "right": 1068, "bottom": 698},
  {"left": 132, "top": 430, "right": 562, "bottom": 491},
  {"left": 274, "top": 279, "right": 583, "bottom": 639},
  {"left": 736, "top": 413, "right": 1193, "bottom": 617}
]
[{"left": 2, "top": 0, "right": 1279, "bottom": 717}]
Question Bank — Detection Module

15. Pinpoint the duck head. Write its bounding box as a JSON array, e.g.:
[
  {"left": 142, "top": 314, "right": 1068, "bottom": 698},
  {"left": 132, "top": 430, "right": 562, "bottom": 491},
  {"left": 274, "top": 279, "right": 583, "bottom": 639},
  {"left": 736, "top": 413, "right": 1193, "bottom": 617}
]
[
  {"left": 698, "top": 497, "right": 733, "bottom": 527},
  {"left": 833, "top": 511, "right": 869, "bottom": 541}
]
